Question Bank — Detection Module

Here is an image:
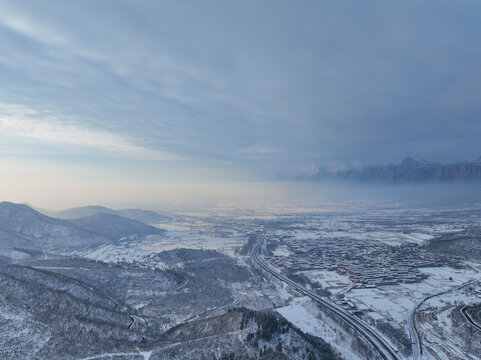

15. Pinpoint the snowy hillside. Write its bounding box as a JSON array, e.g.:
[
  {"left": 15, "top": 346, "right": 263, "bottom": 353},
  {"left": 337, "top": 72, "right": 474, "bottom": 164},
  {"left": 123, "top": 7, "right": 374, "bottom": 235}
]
[
  {"left": 54, "top": 205, "right": 171, "bottom": 224},
  {"left": 0, "top": 202, "right": 166, "bottom": 255}
]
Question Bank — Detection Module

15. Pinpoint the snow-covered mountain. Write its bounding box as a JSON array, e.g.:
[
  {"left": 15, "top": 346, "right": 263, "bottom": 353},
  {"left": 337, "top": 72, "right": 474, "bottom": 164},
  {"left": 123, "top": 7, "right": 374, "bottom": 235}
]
[
  {"left": 0, "top": 202, "right": 165, "bottom": 253},
  {"left": 53, "top": 205, "right": 119, "bottom": 219},
  {"left": 72, "top": 213, "right": 165, "bottom": 240},
  {"left": 0, "top": 256, "right": 339, "bottom": 360},
  {"left": 54, "top": 205, "right": 171, "bottom": 224},
  {"left": 0, "top": 202, "right": 110, "bottom": 250}
]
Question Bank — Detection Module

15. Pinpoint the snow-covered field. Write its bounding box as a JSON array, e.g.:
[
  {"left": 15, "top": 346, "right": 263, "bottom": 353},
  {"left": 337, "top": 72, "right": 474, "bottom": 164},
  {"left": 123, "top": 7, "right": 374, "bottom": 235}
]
[
  {"left": 276, "top": 296, "right": 364, "bottom": 360},
  {"left": 73, "top": 243, "right": 150, "bottom": 262},
  {"left": 347, "top": 264, "right": 481, "bottom": 321},
  {"left": 277, "top": 297, "right": 331, "bottom": 336},
  {"left": 271, "top": 211, "right": 473, "bottom": 248},
  {"left": 142, "top": 230, "right": 246, "bottom": 256},
  {"left": 416, "top": 283, "right": 481, "bottom": 360},
  {"left": 302, "top": 270, "right": 351, "bottom": 293},
  {"left": 70, "top": 224, "right": 247, "bottom": 262},
  {"left": 272, "top": 245, "right": 290, "bottom": 257}
]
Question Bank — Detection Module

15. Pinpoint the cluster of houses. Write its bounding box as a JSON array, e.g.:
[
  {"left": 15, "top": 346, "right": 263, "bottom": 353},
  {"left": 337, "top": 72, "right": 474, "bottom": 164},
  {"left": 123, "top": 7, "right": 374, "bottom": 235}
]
[{"left": 266, "top": 234, "right": 462, "bottom": 288}]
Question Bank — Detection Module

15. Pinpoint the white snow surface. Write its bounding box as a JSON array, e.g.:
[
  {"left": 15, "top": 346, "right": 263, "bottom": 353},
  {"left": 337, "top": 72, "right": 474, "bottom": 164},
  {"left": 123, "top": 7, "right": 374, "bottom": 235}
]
[{"left": 276, "top": 296, "right": 362, "bottom": 360}]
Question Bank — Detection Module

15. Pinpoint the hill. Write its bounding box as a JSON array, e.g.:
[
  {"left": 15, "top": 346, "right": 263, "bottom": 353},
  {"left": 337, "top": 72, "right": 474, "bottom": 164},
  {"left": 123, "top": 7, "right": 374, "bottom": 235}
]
[
  {"left": 0, "top": 202, "right": 166, "bottom": 259},
  {"left": 73, "top": 213, "right": 165, "bottom": 240},
  {"left": 0, "top": 258, "right": 339, "bottom": 360},
  {"left": 55, "top": 205, "right": 171, "bottom": 224},
  {"left": 54, "top": 205, "right": 118, "bottom": 219},
  {"left": 0, "top": 202, "right": 110, "bottom": 250}
]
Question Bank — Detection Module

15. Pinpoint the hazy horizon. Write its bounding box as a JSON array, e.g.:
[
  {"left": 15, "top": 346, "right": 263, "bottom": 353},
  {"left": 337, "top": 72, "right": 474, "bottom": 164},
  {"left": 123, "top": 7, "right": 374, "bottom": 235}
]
[{"left": 2, "top": 181, "right": 480, "bottom": 214}]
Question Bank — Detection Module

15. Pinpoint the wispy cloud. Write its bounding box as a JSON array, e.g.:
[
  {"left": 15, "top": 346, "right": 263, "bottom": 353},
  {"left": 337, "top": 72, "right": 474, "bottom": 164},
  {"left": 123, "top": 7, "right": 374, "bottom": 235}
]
[
  {"left": 237, "top": 145, "right": 281, "bottom": 156},
  {"left": 0, "top": 103, "right": 183, "bottom": 161},
  {"left": 0, "top": 3, "right": 65, "bottom": 46},
  {"left": 1, "top": 0, "right": 481, "bottom": 181}
]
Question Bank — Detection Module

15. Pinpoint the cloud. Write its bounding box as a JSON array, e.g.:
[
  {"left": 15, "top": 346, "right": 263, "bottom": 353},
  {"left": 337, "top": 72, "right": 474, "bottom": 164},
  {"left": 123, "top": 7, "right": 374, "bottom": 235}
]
[
  {"left": 237, "top": 145, "right": 281, "bottom": 155},
  {"left": 1, "top": 0, "right": 481, "bottom": 182},
  {"left": 0, "top": 103, "right": 183, "bottom": 161},
  {"left": 0, "top": 3, "right": 65, "bottom": 46}
]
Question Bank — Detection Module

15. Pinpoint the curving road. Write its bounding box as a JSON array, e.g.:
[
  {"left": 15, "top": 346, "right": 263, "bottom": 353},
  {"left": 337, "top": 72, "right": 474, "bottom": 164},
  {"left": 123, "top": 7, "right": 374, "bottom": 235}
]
[
  {"left": 251, "top": 233, "right": 403, "bottom": 360},
  {"left": 407, "top": 300, "right": 422, "bottom": 360},
  {"left": 461, "top": 305, "right": 481, "bottom": 332},
  {"left": 407, "top": 279, "right": 479, "bottom": 360}
]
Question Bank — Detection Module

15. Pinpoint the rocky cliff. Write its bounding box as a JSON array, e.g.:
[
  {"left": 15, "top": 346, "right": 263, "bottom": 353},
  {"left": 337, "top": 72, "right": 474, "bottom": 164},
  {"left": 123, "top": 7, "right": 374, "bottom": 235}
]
[{"left": 314, "top": 156, "right": 481, "bottom": 183}]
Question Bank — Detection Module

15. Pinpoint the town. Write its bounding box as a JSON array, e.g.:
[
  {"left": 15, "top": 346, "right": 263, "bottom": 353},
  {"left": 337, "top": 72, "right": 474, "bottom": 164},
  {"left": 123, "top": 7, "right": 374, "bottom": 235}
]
[{"left": 266, "top": 234, "right": 463, "bottom": 289}]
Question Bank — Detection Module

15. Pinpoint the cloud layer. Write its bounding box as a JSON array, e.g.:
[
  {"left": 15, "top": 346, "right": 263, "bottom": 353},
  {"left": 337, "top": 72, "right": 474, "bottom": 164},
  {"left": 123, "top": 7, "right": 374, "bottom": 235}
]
[{"left": 1, "top": 0, "right": 481, "bottom": 182}]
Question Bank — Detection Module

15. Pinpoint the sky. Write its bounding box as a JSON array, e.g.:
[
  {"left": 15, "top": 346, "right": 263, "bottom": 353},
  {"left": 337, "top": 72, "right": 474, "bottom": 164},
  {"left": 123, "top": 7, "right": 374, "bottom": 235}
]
[{"left": 1, "top": 0, "right": 481, "bottom": 207}]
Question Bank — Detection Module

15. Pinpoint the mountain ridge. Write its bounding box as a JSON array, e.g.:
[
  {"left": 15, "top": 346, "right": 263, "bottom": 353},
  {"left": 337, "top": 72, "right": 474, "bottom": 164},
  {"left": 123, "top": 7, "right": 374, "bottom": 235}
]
[
  {"left": 310, "top": 156, "right": 481, "bottom": 183},
  {"left": 0, "top": 202, "right": 165, "bottom": 257},
  {"left": 72, "top": 213, "right": 165, "bottom": 239},
  {"left": 52, "top": 205, "right": 171, "bottom": 224}
]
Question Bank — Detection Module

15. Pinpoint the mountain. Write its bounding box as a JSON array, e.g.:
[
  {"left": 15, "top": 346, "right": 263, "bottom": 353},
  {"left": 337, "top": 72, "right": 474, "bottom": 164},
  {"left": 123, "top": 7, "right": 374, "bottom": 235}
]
[
  {"left": 55, "top": 205, "right": 171, "bottom": 224},
  {"left": 54, "top": 205, "right": 119, "bottom": 219},
  {"left": 0, "top": 202, "right": 109, "bottom": 250},
  {"left": 72, "top": 213, "right": 165, "bottom": 240},
  {"left": 311, "top": 156, "right": 481, "bottom": 183},
  {"left": 0, "top": 202, "right": 166, "bottom": 257},
  {"left": 0, "top": 229, "right": 38, "bottom": 250},
  {"left": 156, "top": 307, "right": 339, "bottom": 359},
  {"left": 0, "top": 259, "right": 339, "bottom": 360}
]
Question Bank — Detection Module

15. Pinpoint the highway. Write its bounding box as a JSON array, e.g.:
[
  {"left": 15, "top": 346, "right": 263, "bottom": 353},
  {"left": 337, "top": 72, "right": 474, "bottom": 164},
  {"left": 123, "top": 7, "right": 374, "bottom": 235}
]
[
  {"left": 250, "top": 233, "right": 403, "bottom": 360},
  {"left": 407, "top": 300, "right": 422, "bottom": 360}
]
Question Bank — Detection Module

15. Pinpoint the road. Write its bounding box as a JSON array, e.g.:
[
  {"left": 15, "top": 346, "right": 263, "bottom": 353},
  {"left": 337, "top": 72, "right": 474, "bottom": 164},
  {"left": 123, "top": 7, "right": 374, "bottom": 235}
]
[
  {"left": 407, "top": 300, "right": 422, "bottom": 360},
  {"left": 461, "top": 305, "right": 481, "bottom": 332},
  {"left": 76, "top": 350, "right": 152, "bottom": 360},
  {"left": 250, "top": 234, "right": 403, "bottom": 360},
  {"left": 407, "top": 279, "right": 478, "bottom": 360}
]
